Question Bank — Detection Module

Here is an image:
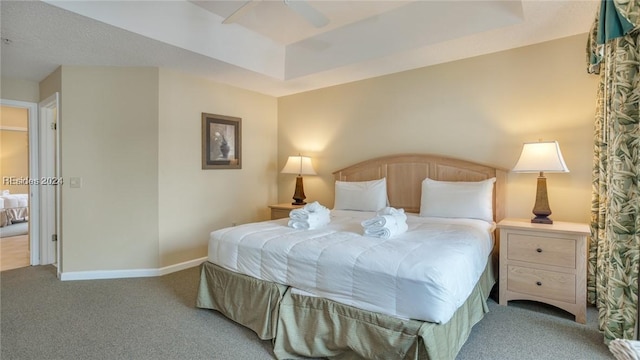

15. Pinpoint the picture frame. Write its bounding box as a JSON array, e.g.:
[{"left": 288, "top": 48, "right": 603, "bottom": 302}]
[{"left": 202, "top": 113, "right": 241, "bottom": 170}]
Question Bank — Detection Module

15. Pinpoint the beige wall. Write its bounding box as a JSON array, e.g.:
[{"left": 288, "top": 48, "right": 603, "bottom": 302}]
[
  {"left": 35, "top": 66, "right": 278, "bottom": 273},
  {"left": 1, "top": 78, "right": 38, "bottom": 195},
  {"left": 40, "top": 67, "right": 62, "bottom": 102},
  {"left": 0, "top": 130, "right": 29, "bottom": 193},
  {"left": 0, "top": 106, "right": 29, "bottom": 128},
  {"left": 278, "top": 34, "right": 597, "bottom": 223},
  {"left": 52, "top": 67, "right": 160, "bottom": 272},
  {"left": 158, "top": 69, "right": 278, "bottom": 267},
  {"left": 0, "top": 131, "right": 29, "bottom": 194},
  {"left": 3, "top": 33, "right": 597, "bottom": 274},
  {"left": 0, "top": 106, "right": 29, "bottom": 194},
  {"left": 1, "top": 77, "right": 40, "bottom": 103}
]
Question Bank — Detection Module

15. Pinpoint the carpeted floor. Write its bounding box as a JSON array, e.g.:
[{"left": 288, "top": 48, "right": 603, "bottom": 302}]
[
  {"left": 457, "top": 298, "right": 613, "bottom": 360},
  {"left": 0, "top": 265, "right": 614, "bottom": 360}
]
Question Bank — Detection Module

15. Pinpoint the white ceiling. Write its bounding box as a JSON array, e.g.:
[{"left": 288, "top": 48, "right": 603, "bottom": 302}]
[{"left": 0, "top": 0, "right": 599, "bottom": 97}]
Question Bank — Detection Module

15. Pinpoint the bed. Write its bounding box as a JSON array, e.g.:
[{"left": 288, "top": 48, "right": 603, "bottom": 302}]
[
  {"left": 0, "top": 192, "right": 29, "bottom": 227},
  {"left": 197, "top": 154, "right": 506, "bottom": 360}
]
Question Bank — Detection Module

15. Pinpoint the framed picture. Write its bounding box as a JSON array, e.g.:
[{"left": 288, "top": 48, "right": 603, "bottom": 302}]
[{"left": 202, "top": 113, "right": 241, "bottom": 169}]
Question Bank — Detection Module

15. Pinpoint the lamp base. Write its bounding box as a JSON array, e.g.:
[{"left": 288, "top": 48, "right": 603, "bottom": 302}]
[
  {"left": 531, "top": 216, "right": 553, "bottom": 224},
  {"left": 291, "top": 176, "right": 307, "bottom": 206},
  {"left": 531, "top": 174, "right": 553, "bottom": 225}
]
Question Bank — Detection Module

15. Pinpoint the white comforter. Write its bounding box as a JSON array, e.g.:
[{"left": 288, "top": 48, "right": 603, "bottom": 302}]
[{"left": 207, "top": 210, "right": 494, "bottom": 324}]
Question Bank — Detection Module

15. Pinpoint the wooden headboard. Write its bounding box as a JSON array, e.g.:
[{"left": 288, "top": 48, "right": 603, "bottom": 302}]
[{"left": 333, "top": 154, "right": 506, "bottom": 222}]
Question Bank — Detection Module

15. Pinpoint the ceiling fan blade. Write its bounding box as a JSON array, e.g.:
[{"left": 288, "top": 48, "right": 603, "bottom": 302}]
[
  {"left": 222, "top": 0, "right": 263, "bottom": 24},
  {"left": 283, "top": 0, "right": 329, "bottom": 28}
]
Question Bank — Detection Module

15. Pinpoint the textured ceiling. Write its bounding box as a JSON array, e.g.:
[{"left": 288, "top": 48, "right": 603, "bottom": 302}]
[{"left": 0, "top": 0, "right": 599, "bottom": 97}]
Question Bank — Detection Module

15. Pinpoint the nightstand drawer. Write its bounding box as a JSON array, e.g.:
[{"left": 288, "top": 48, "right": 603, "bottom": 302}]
[
  {"left": 507, "top": 265, "right": 576, "bottom": 303},
  {"left": 269, "top": 203, "right": 304, "bottom": 220},
  {"left": 271, "top": 208, "right": 292, "bottom": 220},
  {"left": 507, "top": 233, "right": 576, "bottom": 269}
]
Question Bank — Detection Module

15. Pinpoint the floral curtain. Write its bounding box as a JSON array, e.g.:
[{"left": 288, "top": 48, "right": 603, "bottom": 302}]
[{"left": 587, "top": 0, "right": 640, "bottom": 342}]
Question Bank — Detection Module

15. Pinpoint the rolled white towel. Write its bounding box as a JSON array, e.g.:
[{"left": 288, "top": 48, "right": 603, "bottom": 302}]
[
  {"left": 289, "top": 201, "right": 330, "bottom": 221},
  {"left": 363, "top": 221, "right": 408, "bottom": 239},
  {"left": 378, "top": 206, "right": 405, "bottom": 216},
  {"left": 288, "top": 218, "right": 328, "bottom": 230},
  {"left": 361, "top": 207, "right": 407, "bottom": 228},
  {"left": 361, "top": 214, "right": 395, "bottom": 228},
  {"left": 361, "top": 207, "right": 408, "bottom": 238},
  {"left": 288, "top": 201, "right": 331, "bottom": 229},
  {"left": 288, "top": 211, "right": 331, "bottom": 230}
]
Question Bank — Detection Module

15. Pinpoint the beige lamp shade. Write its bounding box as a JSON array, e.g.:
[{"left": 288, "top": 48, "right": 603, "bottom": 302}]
[
  {"left": 281, "top": 155, "right": 316, "bottom": 176},
  {"left": 512, "top": 141, "right": 569, "bottom": 173}
]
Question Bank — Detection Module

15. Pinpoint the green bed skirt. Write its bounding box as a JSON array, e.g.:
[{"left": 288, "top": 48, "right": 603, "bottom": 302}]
[
  {"left": 196, "top": 260, "right": 495, "bottom": 360},
  {"left": 196, "top": 262, "right": 287, "bottom": 340}
]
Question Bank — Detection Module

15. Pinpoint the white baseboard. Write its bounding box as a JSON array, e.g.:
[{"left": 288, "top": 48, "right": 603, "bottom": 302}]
[
  {"left": 59, "top": 257, "right": 207, "bottom": 281},
  {"left": 158, "top": 256, "right": 208, "bottom": 276}
]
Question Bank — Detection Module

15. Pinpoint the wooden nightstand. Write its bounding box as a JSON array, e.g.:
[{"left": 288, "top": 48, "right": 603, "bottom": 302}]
[
  {"left": 268, "top": 203, "right": 304, "bottom": 220},
  {"left": 498, "top": 218, "right": 590, "bottom": 324}
]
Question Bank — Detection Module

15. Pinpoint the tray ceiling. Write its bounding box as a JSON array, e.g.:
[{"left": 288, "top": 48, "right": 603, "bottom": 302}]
[{"left": 0, "top": 1, "right": 599, "bottom": 96}]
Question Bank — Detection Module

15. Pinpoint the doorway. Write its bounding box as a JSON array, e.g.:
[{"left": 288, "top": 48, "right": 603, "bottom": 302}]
[
  {"left": 0, "top": 96, "right": 59, "bottom": 274},
  {"left": 0, "top": 103, "right": 33, "bottom": 271}
]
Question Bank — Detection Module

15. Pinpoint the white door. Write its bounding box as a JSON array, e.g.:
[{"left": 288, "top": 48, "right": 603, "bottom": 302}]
[{"left": 38, "top": 93, "right": 60, "bottom": 275}]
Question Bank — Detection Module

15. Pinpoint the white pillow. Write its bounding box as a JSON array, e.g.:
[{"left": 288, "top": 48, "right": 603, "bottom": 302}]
[
  {"left": 419, "top": 177, "right": 496, "bottom": 222},
  {"left": 334, "top": 178, "right": 388, "bottom": 212}
]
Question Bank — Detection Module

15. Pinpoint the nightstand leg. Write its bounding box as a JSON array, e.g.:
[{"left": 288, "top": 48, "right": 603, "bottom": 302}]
[{"left": 575, "top": 308, "right": 586, "bottom": 324}]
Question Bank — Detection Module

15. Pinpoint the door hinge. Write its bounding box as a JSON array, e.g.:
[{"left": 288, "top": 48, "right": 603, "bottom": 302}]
[
  {"left": 51, "top": 234, "right": 58, "bottom": 242},
  {"left": 50, "top": 122, "right": 57, "bottom": 130}
]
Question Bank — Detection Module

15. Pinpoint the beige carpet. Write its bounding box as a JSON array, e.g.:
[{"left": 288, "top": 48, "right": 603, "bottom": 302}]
[
  {"left": 0, "top": 265, "right": 613, "bottom": 360},
  {"left": 1, "top": 234, "right": 29, "bottom": 271}
]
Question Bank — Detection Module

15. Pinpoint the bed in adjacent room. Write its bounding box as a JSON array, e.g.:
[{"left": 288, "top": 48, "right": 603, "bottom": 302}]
[
  {"left": 197, "top": 154, "right": 506, "bottom": 360},
  {"left": 0, "top": 192, "right": 29, "bottom": 227}
]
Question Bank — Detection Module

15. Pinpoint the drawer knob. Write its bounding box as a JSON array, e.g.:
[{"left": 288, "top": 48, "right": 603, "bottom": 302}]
[
  {"left": 536, "top": 248, "right": 543, "bottom": 253},
  {"left": 536, "top": 281, "right": 542, "bottom": 286}
]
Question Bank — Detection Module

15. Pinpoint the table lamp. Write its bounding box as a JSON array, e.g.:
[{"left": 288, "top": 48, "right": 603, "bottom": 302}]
[
  {"left": 281, "top": 155, "right": 316, "bottom": 205},
  {"left": 512, "top": 140, "right": 569, "bottom": 224}
]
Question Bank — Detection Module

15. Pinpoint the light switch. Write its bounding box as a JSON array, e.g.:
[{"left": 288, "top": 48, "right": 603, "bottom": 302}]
[{"left": 70, "top": 177, "right": 82, "bottom": 188}]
